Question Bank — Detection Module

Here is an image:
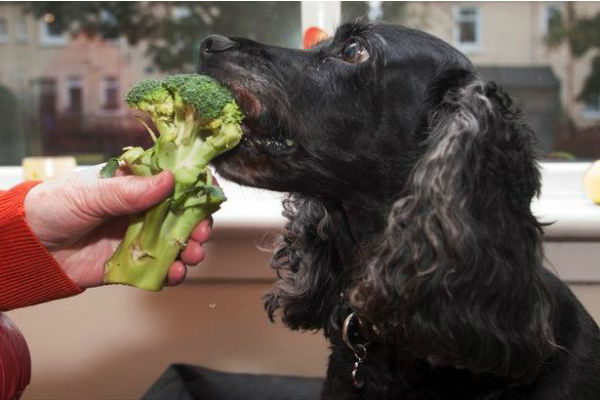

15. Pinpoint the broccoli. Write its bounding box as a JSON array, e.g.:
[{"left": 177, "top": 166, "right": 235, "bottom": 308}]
[{"left": 100, "top": 74, "right": 243, "bottom": 291}]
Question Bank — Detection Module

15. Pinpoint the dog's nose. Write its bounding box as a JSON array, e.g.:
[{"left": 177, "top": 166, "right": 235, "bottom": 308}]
[{"left": 201, "top": 34, "right": 235, "bottom": 54}]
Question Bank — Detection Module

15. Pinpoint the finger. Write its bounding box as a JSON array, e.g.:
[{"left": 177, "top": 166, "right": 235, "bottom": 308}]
[
  {"left": 90, "top": 171, "right": 175, "bottom": 217},
  {"left": 191, "top": 218, "right": 213, "bottom": 243},
  {"left": 166, "top": 261, "right": 187, "bottom": 286},
  {"left": 180, "top": 240, "right": 205, "bottom": 266}
]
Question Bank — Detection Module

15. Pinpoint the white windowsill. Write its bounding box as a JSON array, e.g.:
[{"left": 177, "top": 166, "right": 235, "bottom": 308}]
[
  {"left": 581, "top": 110, "right": 600, "bottom": 120},
  {"left": 1, "top": 162, "right": 600, "bottom": 238}
]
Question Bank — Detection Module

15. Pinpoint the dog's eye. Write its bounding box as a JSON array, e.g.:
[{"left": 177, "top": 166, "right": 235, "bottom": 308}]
[{"left": 341, "top": 40, "right": 369, "bottom": 63}]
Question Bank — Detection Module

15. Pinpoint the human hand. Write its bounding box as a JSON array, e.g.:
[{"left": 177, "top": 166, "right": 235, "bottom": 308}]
[{"left": 23, "top": 166, "right": 212, "bottom": 289}]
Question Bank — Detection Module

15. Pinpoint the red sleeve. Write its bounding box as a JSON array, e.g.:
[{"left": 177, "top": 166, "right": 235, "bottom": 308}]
[{"left": 0, "top": 182, "right": 83, "bottom": 311}]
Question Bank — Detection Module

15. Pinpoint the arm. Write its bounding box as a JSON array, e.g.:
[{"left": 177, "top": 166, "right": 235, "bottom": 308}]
[
  {"left": 0, "top": 181, "right": 82, "bottom": 311},
  {"left": 1, "top": 167, "right": 212, "bottom": 311}
]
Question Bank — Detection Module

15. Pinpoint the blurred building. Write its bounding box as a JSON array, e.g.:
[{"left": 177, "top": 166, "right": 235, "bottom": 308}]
[{"left": 0, "top": 3, "right": 155, "bottom": 164}]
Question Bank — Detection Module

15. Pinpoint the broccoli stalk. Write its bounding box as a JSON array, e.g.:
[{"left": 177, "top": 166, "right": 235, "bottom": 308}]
[{"left": 100, "top": 74, "right": 243, "bottom": 291}]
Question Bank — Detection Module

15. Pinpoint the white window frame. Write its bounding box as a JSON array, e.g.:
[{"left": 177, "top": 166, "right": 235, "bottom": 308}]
[
  {"left": 16, "top": 14, "right": 28, "bottom": 43},
  {"left": 0, "top": 16, "right": 9, "bottom": 44},
  {"left": 172, "top": 5, "right": 192, "bottom": 21},
  {"left": 39, "top": 20, "right": 68, "bottom": 46},
  {"left": 453, "top": 5, "right": 482, "bottom": 54}
]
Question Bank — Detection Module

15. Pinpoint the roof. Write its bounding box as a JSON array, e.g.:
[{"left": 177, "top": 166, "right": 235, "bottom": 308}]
[{"left": 476, "top": 66, "right": 560, "bottom": 89}]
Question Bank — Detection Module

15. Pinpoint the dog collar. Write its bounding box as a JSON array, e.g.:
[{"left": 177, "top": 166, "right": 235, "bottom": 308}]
[{"left": 342, "top": 312, "right": 371, "bottom": 389}]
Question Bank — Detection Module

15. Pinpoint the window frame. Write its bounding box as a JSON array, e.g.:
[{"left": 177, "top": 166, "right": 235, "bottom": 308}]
[
  {"left": 39, "top": 20, "right": 68, "bottom": 46},
  {"left": 453, "top": 5, "right": 482, "bottom": 54},
  {"left": 65, "top": 77, "right": 84, "bottom": 115},
  {"left": 99, "top": 76, "right": 122, "bottom": 114},
  {"left": 38, "top": 77, "right": 59, "bottom": 116},
  {"left": 16, "top": 13, "right": 28, "bottom": 43}
]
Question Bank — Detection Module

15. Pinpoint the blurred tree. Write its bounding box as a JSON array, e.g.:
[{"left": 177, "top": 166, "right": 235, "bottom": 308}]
[
  {"left": 25, "top": 2, "right": 300, "bottom": 72},
  {"left": 341, "top": 1, "right": 406, "bottom": 24},
  {"left": 546, "top": 5, "right": 600, "bottom": 108}
]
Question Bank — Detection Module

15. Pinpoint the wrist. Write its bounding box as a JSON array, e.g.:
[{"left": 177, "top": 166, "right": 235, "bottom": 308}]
[{"left": 23, "top": 184, "right": 49, "bottom": 249}]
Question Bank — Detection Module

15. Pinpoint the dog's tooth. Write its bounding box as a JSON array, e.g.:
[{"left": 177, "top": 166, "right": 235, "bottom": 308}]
[{"left": 285, "top": 139, "right": 296, "bottom": 147}]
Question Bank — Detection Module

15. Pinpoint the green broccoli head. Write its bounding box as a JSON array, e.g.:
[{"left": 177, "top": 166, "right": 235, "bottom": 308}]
[
  {"left": 125, "top": 79, "right": 174, "bottom": 120},
  {"left": 125, "top": 74, "right": 243, "bottom": 141},
  {"left": 160, "top": 74, "right": 235, "bottom": 120}
]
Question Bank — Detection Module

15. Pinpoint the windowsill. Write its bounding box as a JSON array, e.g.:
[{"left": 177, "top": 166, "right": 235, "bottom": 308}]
[
  {"left": 457, "top": 44, "right": 482, "bottom": 55},
  {"left": 581, "top": 110, "right": 600, "bottom": 120},
  {"left": 1, "top": 162, "right": 600, "bottom": 238}
]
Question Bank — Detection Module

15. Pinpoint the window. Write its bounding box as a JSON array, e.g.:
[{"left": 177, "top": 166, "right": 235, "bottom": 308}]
[
  {"left": 39, "top": 78, "right": 57, "bottom": 132},
  {"left": 40, "top": 16, "right": 68, "bottom": 46},
  {"left": 454, "top": 6, "right": 481, "bottom": 52},
  {"left": 583, "top": 94, "right": 600, "bottom": 120},
  {"left": 16, "top": 14, "right": 28, "bottom": 42},
  {"left": 101, "top": 77, "right": 120, "bottom": 110},
  {"left": 543, "top": 4, "right": 562, "bottom": 35},
  {"left": 66, "top": 77, "right": 83, "bottom": 115},
  {"left": 0, "top": 16, "right": 8, "bottom": 44},
  {"left": 0, "top": 2, "right": 300, "bottom": 165}
]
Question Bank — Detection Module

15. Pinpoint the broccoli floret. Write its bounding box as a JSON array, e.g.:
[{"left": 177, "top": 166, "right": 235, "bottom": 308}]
[{"left": 101, "top": 74, "right": 243, "bottom": 291}]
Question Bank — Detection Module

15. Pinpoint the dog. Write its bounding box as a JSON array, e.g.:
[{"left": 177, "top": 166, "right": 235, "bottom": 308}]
[{"left": 199, "top": 22, "right": 600, "bottom": 399}]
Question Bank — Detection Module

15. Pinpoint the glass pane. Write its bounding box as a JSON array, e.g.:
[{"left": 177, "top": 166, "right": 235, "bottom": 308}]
[
  {"left": 46, "top": 20, "right": 62, "bottom": 37},
  {"left": 2, "top": 2, "right": 600, "bottom": 162},
  {"left": 547, "top": 6, "right": 562, "bottom": 33},
  {"left": 584, "top": 95, "right": 600, "bottom": 111},
  {"left": 459, "top": 7, "right": 478, "bottom": 17},
  {"left": 0, "top": 2, "right": 301, "bottom": 165},
  {"left": 459, "top": 21, "right": 477, "bottom": 43},
  {"left": 0, "top": 17, "right": 7, "bottom": 37},
  {"left": 68, "top": 87, "right": 83, "bottom": 114},
  {"left": 102, "top": 78, "right": 120, "bottom": 110}
]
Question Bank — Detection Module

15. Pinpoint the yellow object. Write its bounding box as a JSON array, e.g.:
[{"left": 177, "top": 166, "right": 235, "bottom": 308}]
[
  {"left": 583, "top": 160, "right": 600, "bottom": 204},
  {"left": 22, "top": 156, "right": 77, "bottom": 181}
]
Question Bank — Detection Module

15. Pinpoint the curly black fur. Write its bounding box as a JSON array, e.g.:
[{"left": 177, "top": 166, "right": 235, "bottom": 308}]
[{"left": 200, "top": 23, "right": 600, "bottom": 399}]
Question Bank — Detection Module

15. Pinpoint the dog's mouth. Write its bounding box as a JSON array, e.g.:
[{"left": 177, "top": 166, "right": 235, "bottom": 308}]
[{"left": 218, "top": 81, "right": 297, "bottom": 157}]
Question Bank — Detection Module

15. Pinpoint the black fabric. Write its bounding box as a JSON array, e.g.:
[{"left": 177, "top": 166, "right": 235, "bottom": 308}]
[{"left": 143, "top": 364, "right": 324, "bottom": 400}]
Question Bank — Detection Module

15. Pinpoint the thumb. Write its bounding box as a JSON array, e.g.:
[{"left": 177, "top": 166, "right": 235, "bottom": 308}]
[{"left": 90, "top": 171, "right": 175, "bottom": 217}]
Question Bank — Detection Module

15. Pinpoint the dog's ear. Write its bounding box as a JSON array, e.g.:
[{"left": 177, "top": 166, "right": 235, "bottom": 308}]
[
  {"left": 264, "top": 196, "right": 345, "bottom": 336},
  {"left": 352, "top": 75, "right": 556, "bottom": 381}
]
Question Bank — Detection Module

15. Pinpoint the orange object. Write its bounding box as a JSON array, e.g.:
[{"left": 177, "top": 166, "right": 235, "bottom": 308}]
[
  {"left": 0, "top": 182, "right": 83, "bottom": 311},
  {"left": 303, "top": 26, "right": 329, "bottom": 49}
]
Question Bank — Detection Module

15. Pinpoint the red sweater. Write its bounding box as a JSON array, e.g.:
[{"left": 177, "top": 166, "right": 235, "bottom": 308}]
[{"left": 0, "top": 182, "right": 83, "bottom": 311}]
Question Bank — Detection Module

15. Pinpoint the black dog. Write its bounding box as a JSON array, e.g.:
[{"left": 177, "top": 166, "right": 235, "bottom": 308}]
[{"left": 199, "top": 23, "right": 600, "bottom": 399}]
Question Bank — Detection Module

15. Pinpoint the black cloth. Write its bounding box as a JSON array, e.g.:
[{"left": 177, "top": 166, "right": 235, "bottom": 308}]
[{"left": 143, "top": 364, "right": 324, "bottom": 400}]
